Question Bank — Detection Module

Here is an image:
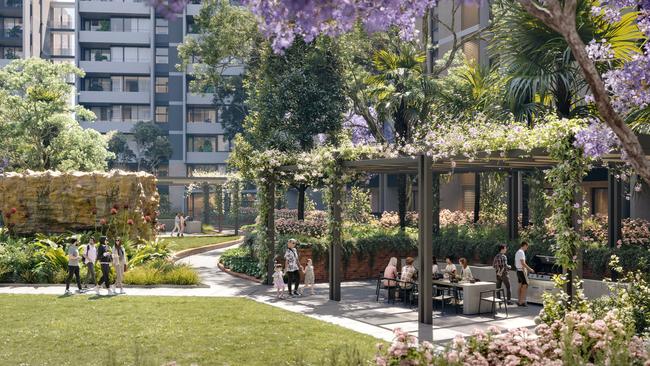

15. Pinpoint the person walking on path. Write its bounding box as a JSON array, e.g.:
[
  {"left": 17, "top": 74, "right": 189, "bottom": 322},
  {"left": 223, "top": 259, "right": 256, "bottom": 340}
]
[
  {"left": 303, "top": 258, "right": 315, "bottom": 295},
  {"left": 64, "top": 239, "right": 82, "bottom": 294},
  {"left": 284, "top": 239, "right": 302, "bottom": 297},
  {"left": 493, "top": 244, "right": 512, "bottom": 304},
  {"left": 82, "top": 237, "right": 98, "bottom": 294},
  {"left": 179, "top": 214, "right": 188, "bottom": 237},
  {"left": 171, "top": 213, "right": 181, "bottom": 237},
  {"left": 272, "top": 263, "right": 286, "bottom": 299},
  {"left": 515, "top": 241, "right": 535, "bottom": 307},
  {"left": 112, "top": 238, "right": 128, "bottom": 295},
  {"left": 97, "top": 236, "right": 113, "bottom": 295}
]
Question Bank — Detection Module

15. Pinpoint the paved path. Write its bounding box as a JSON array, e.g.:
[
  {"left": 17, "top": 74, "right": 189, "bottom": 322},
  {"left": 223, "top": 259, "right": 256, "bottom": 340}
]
[{"left": 0, "top": 245, "right": 540, "bottom": 343}]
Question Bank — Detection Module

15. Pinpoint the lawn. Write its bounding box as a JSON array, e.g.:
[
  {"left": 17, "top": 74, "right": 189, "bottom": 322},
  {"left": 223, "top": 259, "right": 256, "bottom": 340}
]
[
  {"left": 0, "top": 295, "right": 378, "bottom": 366},
  {"left": 161, "top": 235, "right": 240, "bottom": 252}
]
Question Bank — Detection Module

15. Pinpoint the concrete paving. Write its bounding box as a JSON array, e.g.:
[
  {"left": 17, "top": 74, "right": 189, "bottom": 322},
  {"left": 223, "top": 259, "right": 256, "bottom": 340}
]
[{"left": 0, "top": 245, "right": 541, "bottom": 343}]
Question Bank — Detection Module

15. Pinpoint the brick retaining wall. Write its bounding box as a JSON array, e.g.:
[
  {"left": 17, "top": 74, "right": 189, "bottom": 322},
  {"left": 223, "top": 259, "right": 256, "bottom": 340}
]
[{"left": 296, "top": 248, "right": 417, "bottom": 283}]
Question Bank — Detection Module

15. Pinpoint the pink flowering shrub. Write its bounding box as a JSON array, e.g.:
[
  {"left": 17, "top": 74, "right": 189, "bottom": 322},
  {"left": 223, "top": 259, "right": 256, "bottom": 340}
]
[
  {"left": 376, "top": 311, "right": 650, "bottom": 366},
  {"left": 378, "top": 211, "right": 419, "bottom": 228},
  {"left": 622, "top": 218, "right": 650, "bottom": 248},
  {"left": 275, "top": 217, "right": 327, "bottom": 237},
  {"left": 439, "top": 209, "right": 473, "bottom": 227}
]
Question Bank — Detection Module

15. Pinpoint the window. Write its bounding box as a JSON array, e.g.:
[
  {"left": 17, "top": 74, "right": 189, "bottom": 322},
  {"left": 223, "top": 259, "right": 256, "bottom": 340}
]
[
  {"left": 84, "top": 48, "right": 110, "bottom": 61},
  {"left": 109, "top": 17, "right": 150, "bottom": 32},
  {"left": 110, "top": 47, "right": 150, "bottom": 62},
  {"left": 51, "top": 7, "right": 75, "bottom": 29},
  {"left": 187, "top": 107, "right": 217, "bottom": 123},
  {"left": 187, "top": 136, "right": 216, "bottom": 152},
  {"left": 83, "top": 19, "right": 110, "bottom": 31},
  {"left": 121, "top": 105, "right": 150, "bottom": 122},
  {"left": 89, "top": 106, "right": 113, "bottom": 121},
  {"left": 155, "top": 18, "right": 168, "bottom": 35},
  {"left": 1, "top": 46, "right": 22, "bottom": 59},
  {"left": 51, "top": 32, "right": 75, "bottom": 56},
  {"left": 592, "top": 188, "right": 608, "bottom": 215},
  {"left": 155, "top": 106, "right": 168, "bottom": 123},
  {"left": 217, "top": 135, "right": 231, "bottom": 152},
  {"left": 156, "top": 163, "right": 169, "bottom": 177},
  {"left": 123, "top": 76, "right": 149, "bottom": 92},
  {"left": 155, "top": 77, "right": 168, "bottom": 93},
  {"left": 155, "top": 48, "right": 168, "bottom": 64},
  {"left": 83, "top": 77, "right": 111, "bottom": 91},
  {"left": 3, "top": 17, "right": 22, "bottom": 33},
  {"left": 462, "top": 186, "right": 476, "bottom": 212}
]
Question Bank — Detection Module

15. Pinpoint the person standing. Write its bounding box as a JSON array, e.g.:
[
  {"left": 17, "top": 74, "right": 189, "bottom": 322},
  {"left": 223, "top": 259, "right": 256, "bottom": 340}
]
[
  {"left": 284, "top": 239, "right": 302, "bottom": 297},
  {"left": 171, "top": 213, "right": 181, "bottom": 237},
  {"left": 515, "top": 241, "right": 535, "bottom": 307},
  {"left": 493, "top": 244, "right": 512, "bottom": 304},
  {"left": 179, "top": 214, "right": 187, "bottom": 237},
  {"left": 97, "top": 236, "right": 113, "bottom": 295},
  {"left": 64, "top": 239, "right": 82, "bottom": 294},
  {"left": 112, "top": 238, "right": 128, "bottom": 295},
  {"left": 82, "top": 237, "right": 98, "bottom": 294}
]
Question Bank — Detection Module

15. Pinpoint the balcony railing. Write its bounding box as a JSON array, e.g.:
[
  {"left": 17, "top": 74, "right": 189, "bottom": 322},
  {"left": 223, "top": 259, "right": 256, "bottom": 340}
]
[
  {"left": 1, "top": 27, "right": 23, "bottom": 39},
  {"left": 49, "top": 21, "right": 75, "bottom": 30},
  {"left": 3, "top": 0, "right": 22, "bottom": 7},
  {"left": 52, "top": 48, "right": 75, "bottom": 56}
]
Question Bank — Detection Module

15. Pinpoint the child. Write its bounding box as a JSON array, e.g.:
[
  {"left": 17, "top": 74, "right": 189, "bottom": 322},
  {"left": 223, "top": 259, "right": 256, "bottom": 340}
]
[
  {"left": 272, "top": 264, "right": 285, "bottom": 299},
  {"left": 303, "top": 258, "right": 315, "bottom": 295}
]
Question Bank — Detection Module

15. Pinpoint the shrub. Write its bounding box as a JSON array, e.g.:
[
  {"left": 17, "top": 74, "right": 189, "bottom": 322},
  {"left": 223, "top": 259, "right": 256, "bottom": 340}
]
[
  {"left": 378, "top": 211, "right": 418, "bottom": 228},
  {"left": 622, "top": 218, "right": 650, "bottom": 248},
  {"left": 275, "top": 217, "right": 327, "bottom": 238},
  {"left": 220, "top": 247, "right": 264, "bottom": 278},
  {"left": 123, "top": 260, "right": 199, "bottom": 285},
  {"left": 344, "top": 187, "right": 372, "bottom": 223}
]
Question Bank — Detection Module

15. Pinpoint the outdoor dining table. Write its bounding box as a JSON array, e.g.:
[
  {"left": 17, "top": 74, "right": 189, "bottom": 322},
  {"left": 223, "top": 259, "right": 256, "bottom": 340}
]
[{"left": 432, "top": 279, "right": 496, "bottom": 315}]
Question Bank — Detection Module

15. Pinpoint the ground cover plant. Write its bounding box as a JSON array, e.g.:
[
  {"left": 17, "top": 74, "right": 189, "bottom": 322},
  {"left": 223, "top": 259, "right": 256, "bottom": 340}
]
[{"left": 0, "top": 295, "right": 377, "bottom": 366}]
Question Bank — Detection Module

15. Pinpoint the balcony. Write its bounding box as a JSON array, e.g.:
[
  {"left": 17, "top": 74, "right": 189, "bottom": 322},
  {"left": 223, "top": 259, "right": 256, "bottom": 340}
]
[
  {"left": 0, "top": 0, "right": 22, "bottom": 17},
  {"left": 186, "top": 151, "right": 230, "bottom": 164},
  {"left": 0, "top": 28, "right": 22, "bottom": 46},
  {"left": 79, "top": 30, "right": 150, "bottom": 45},
  {"left": 79, "top": 91, "right": 150, "bottom": 104},
  {"left": 79, "top": 60, "right": 150, "bottom": 74},
  {"left": 186, "top": 122, "right": 224, "bottom": 135},
  {"left": 186, "top": 93, "right": 213, "bottom": 105},
  {"left": 79, "top": 0, "right": 150, "bottom": 16},
  {"left": 79, "top": 120, "right": 138, "bottom": 134}
]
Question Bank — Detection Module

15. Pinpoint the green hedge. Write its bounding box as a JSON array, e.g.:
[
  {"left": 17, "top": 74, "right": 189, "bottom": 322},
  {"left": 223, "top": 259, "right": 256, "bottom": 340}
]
[{"left": 220, "top": 247, "right": 264, "bottom": 278}]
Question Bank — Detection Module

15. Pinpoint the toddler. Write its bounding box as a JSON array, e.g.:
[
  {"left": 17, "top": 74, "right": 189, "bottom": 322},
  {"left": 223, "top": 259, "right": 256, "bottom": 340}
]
[
  {"left": 303, "top": 258, "right": 315, "bottom": 295},
  {"left": 272, "top": 263, "right": 285, "bottom": 299}
]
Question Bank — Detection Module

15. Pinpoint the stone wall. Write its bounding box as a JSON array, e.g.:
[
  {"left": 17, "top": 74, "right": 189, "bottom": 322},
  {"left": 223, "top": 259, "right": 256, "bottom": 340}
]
[{"left": 0, "top": 170, "right": 159, "bottom": 241}]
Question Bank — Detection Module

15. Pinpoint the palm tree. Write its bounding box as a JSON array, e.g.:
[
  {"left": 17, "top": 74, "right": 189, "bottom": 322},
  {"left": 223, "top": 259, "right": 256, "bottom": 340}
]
[
  {"left": 366, "top": 44, "right": 434, "bottom": 229},
  {"left": 491, "top": 0, "right": 642, "bottom": 122}
]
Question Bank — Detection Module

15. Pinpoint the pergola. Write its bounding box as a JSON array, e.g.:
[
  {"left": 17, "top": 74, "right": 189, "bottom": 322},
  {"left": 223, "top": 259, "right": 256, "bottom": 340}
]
[{"left": 267, "top": 142, "right": 650, "bottom": 325}]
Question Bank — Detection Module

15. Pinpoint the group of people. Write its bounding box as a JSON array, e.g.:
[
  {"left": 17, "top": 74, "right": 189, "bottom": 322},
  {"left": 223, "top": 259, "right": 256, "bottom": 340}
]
[
  {"left": 64, "top": 236, "right": 128, "bottom": 295},
  {"left": 493, "top": 241, "right": 535, "bottom": 307},
  {"left": 171, "top": 212, "right": 189, "bottom": 237},
  {"left": 379, "top": 241, "right": 535, "bottom": 307},
  {"left": 272, "top": 239, "right": 315, "bottom": 299}
]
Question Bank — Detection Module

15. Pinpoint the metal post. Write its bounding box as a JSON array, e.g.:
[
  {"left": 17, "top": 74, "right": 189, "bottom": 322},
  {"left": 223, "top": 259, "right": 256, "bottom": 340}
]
[
  {"left": 507, "top": 171, "right": 519, "bottom": 241},
  {"left": 608, "top": 170, "right": 622, "bottom": 248},
  {"left": 432, "top": 173, "right": 440, "bottom": 235},
  {"left": 329, "top": 158, "right": 342, "bottom": 301},
  {"left": 473, "top": 173, "right": 480, "bottom": 223},
  {"left": 265, "top": 180, "right": 276, "bottom": 285},
  {"left": 418, "top": 155, "right": 433, "bottom": 325}
]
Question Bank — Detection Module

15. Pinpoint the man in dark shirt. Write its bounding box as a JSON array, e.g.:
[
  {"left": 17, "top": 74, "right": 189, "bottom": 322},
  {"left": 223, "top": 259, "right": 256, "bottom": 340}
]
[{"left": 493, "top": 244, "right": 512, "bottom": 304}]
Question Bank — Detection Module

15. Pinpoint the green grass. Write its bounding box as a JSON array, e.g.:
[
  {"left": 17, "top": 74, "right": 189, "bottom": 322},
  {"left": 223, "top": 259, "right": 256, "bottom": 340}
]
[
  {"left": 161, "top": 235, "right": 240, "bottom": 252},
  {"left": 0, "top": 295, "right": 377, "bottom": 366}
]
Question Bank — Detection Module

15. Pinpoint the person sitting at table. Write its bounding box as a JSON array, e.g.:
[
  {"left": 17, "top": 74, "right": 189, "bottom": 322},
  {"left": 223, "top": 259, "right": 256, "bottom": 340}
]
[
  {"left": 459, "top": 258, "right": 474, "bottom": 282},
  {"left": 382, "top": 257, "right": 398, "bottom": 301},
  {"left": 443, "top": 256, "right": 456, "bottom": 279},
  {"left": 399, "top": 257, "right": 417, "bottom": 303},
  {"left": 432, "top": 256, "right": 439, "bottom": 274}
]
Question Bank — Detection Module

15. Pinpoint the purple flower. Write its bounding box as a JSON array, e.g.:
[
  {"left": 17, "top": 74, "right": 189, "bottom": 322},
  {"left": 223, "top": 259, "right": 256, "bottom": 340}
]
[{"left": 573, "top": 120, "right": 620, "bottom": 159}]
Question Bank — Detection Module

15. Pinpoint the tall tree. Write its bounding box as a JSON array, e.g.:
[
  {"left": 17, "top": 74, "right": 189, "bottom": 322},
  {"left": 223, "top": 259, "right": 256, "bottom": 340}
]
[
  {"left": 244, "top": 37, "right": 347, "bottom": 219},
  {"left": 107, "top": 132, "right": 136, "bottom": 169},
  {"left": 132, "top": 122, "right": 172, "bottom": 174},
  {"left": 0, "top": 58, "right": 113, "bottom": 171}
]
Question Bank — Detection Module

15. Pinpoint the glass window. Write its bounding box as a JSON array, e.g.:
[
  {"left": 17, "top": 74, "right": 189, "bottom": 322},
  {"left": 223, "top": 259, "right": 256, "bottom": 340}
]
[
  {"left": 217, "top": 135, "right": 231, "bottom": 152},
  {"left": 137, "top": 18, "right": 151, "bottom": 31},
  {"left": 138, "top": 48, "right": 151, "bottom": 62},
  {"left": 124, "top": 47, "right": 138, "bottom": 62},
  {"left": 84, "top": 77, "right": 111, "bottom": 91},
  {"left": 593, "top": 188, "right": 608, "bottom": 215},
  {"left": 84, "top": 48, "right": 110, "bottom": 61},
  {"left": 52, "top": 7, "right": 75, "bottom": 29},
  {"left": 155, "top": 48, "right": 168, "bottom": 64},
  {"left": 155, "top": 18, "right": 168, "bottom": 35},
  {"left": 89, "top": 106, "right": 113, "bottom": 121},
  {"left": 124, "top": 76, "right": 139, "bottom": 92},
  {"left": 187, "top": 107, "right": 217, "bottom": 123},
  {"left": 188, "top": 136, "right": 216, "bottom": 152},
  {"left": 111, "top": 47, "right": 123, "bottom": 62},
  {"left": 111, "top": 105, "right": 122, "bottom": 122},
  {"left": 1, "top": 46, "right": 22, "bottom": 59},
  {"left": 155, "top": 106, "right": 168, "bottom": 123},
  {"left": 111, "top": 76, "right": 123, "bottom": 92},
  {"left": 52, "top": 32, "right": 75, "bottom": 56},
  {"left": 110, "top": 18, "right": 124, "bottom": 32},
  {"left": 155, "top": 77, "right": 168, "bottom": 93},
  {"left": 462, "top": 186, "right": 476, "bottom": 212}
]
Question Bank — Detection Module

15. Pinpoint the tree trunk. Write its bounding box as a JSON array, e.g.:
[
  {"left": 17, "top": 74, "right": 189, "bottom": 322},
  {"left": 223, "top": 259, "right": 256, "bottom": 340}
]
[
  {"left": 519, "top": 0, "right": 650, "bottom": 184},
  {"left": 297, "top": 184, "right": 306, "bottom": 221}
]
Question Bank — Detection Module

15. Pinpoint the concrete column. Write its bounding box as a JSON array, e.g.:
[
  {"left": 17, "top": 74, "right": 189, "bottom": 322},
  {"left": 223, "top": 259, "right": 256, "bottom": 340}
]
[{"left": 418, "top": 155, "right": 433, "bottom": 325}]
